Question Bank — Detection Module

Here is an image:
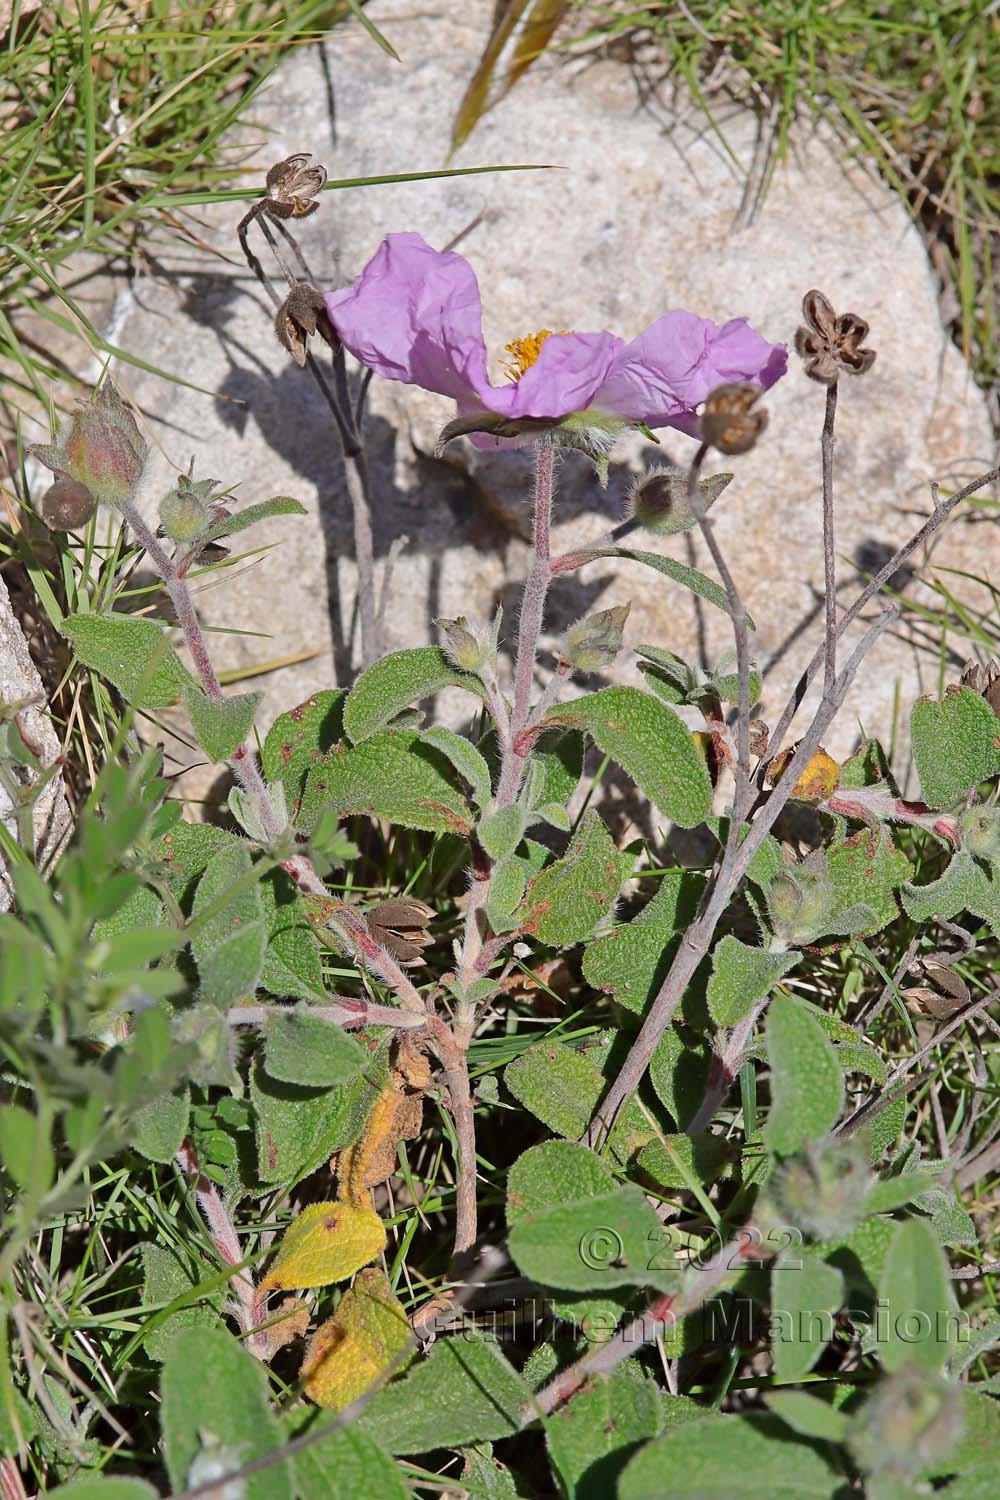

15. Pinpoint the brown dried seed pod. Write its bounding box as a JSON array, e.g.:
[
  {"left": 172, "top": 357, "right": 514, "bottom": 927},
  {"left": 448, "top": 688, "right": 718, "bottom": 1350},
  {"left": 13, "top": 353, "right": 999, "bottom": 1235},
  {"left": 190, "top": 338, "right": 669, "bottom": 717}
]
[
  {"left": 264, "top": 153, "right": 327, "bottom": 219},
  {"left": 274, "top": 282, "right": 338, "bottom": 366},
  {"left": 366, "top": 897, "right": 436, "bottom": 965},
  {"left": 699, "top": 382, "right": 768, "bottom": 455},
  {"left": 795, "top": 288, "right": 876, "bottom": 383},
  {"left": 39, "top": 476, "right": 96, "bottom": 530}
]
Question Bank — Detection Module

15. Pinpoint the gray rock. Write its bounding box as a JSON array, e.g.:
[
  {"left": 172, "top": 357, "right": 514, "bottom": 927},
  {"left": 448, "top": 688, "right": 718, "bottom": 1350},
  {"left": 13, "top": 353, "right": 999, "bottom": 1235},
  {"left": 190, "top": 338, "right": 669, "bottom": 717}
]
[
  {"left": 0, "top": 574, "right": 72, "bottom": 910},
  {"left": 24, "top": 0, "right": 997, "bottom": 800}
]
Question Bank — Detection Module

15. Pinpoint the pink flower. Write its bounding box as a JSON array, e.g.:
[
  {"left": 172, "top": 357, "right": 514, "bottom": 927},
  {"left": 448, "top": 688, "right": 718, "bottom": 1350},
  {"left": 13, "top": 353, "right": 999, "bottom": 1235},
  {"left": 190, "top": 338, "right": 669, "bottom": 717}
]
[{"left": 325, "top": 233, "right": 787, "bottom": 448}]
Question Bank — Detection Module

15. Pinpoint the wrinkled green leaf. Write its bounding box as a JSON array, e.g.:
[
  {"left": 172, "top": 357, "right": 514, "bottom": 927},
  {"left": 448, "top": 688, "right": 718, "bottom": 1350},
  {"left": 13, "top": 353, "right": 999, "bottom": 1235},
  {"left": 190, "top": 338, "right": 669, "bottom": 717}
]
[
  {"left": 300, "top": 729, "right": 473, "bottom": 835},
  {"left": 547, "top": 687, "right": 712, "bottom": 828},
  {"left": 360, "top": 1334, "right": 526, "bottom": 1452},
  {"left": 517, "top": 812, "right": 633, "bottom": 946},
  {"left": 160, "top": 1327, "right": 292, "bottom": 1499},
  {"left": 344, "top": 647, "right": 484, "bottom": 744},
  {"left": 478, "top": 804, "right": 526, "bottom": 862},
  {"left": 506, "top": 1141, "right": 678, "bottom": 1293},
  {"left": 547, "top": 1365, "right": 661, "bottom": 1498},
  {"left": 619, "top": 1413, "right": 840, "bottom": 1499},
  {"left": 261, "top": 690, "right": 345, "bottom": 818},
  {"left": 583, "top": 871, "right": 702, "bottom": 1016},
  {"left": 902, "top": 850, "right": 1000, "bottom": 939},
  {"left": 190, "top": 842, "right": 267, "bottom": 1007},
  {"left": 132, "top": 1088, "right": 190, "bottom": 1165},
  {"left": 264, "top": 1012, "right": 367, "bottom": 1089},
  {"left": 911, "top": 687, "right": 1000, "bottom": 808},
  {"left": 184, "top": 686, "right": 261, "bottom": 763},
  {"left": 765, "top": 997, "right": 844, "bottom": 1154},
  {"left": 64, "top": 612, "right": 193, "bottom": 708},
  {"left": 707, "top": 936, "right": 799, "bottom": 1027}
]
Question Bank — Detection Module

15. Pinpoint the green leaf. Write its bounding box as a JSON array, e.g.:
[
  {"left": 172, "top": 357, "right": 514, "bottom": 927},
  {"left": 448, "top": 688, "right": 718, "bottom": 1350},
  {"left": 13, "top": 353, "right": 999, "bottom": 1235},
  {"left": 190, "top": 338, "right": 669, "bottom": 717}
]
[
  {"left": 636, "top": 1133, "right": 729, "bottom": 1192},
  {"left": 478, "top": 804, "right": 526, "bottom": 862},
  {"left": 649, "top": 1026, "right": 712, "bottom": 1130},
  {"left": 504, "top": 1041, "right": 602, "bottom": 1138},
  {"left": 291, "top": 1423, "right": 409, "bottom": 1500},
  {"left": 64, "top": 612, "right": 193, "bottom": 708},
  {"left": 911, "top": 687, "right": 1000, "bottom": 808},
  {"left": 619, "top": 1413, "right": 841, "bottom": 1499},
  {"left": 915, "top": 1185, "right": 977, "bottom": 1247},
  {"left": 546, "top": 687, "right": 712, "bottom": 828},
  {"left": 767, "top": 1391, "right": 849, "bottom": 1444},
  {"left": 824, "top": 826, "right": 910, "bottom": 938},
  {"left": 0, "top": 1102, "right": 53, "bottom": 1193},
  {"left": 132, "top": 1088, "right": 190, "bottom": 1165},
  {"left": 259, "top": 872, "right": 325, "bottom": 1002},
  {"left": 516, "top": 812, "right": 634, "bottom": 946},
  {"left": 524, "top": 730, "right": 584, "bottom": 809},
  {"left": 506, "top": 1140, "right": 678, "bottom": 1293},
  {"left": 184, "top": 686, "right": 262, "bottom": 762},
  {"left": 902, "top": 850, "right": 1000, "bottom": 939},
  {"left": 771, "top": 1251, "right": 844, "bottom": 1380},
  {"left": 459, "top": 1445, "right": 518, "bottom": 1499},
  {"left": 582, "top": 871, "right": 702, "bottom": 1015},
  {"left": 48, "top": 1482, "right": 160, "bottom": 1500},
  {"left": 261, "top": 690, "right": 345, "bottom": 818},
  {"left": 264, "top": 1012, "right": 367, "bottom": 1088},
  {"left": 707, "top": 936, "right": 799, "bottom": 1027},
  {"left": 421, "top": 725, "right": 493, "bottom": 809},
  {"left": 547, "top": 1365, "right": 662, "bottom": 1498},
  {"left": 201, "top": 495, "right": 306, "bottom": 543},
  {"left": 344, "top": 647, "right": 484, "bottom": 743},
  {"left": 765, "top": 996, "right": 844, "bottom": 1155},
  {"left": 160, "top": 1327, "right": 292, "bottom": 1499},
  {"left": 360, "top": 1334, "right": 526, "bottom": 1453},
  {"left": 190, "top": 842, "right": 267, "bottom": 1007},
  {"left": 251, "top": 1052, "right": 384, "bottom": 1186},
  {"left": 577, "top": 546, "right": 754, "bottom": 626},
  {"left": 300, "top": 728, "right": 473, "bottom": 835},
  {"left": 140, "top": 1241, "right": 222, "bottom": 1362},
  {"left": 878, "top": 1218, "right": 959, "bottom": 1373}
]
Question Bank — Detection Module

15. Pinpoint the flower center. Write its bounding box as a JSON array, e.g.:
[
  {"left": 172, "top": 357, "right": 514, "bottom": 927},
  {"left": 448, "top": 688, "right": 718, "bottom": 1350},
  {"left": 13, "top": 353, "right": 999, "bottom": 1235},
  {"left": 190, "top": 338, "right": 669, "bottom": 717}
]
[{"left": 501, "top": 327, "right": 568, "bottom": 381}]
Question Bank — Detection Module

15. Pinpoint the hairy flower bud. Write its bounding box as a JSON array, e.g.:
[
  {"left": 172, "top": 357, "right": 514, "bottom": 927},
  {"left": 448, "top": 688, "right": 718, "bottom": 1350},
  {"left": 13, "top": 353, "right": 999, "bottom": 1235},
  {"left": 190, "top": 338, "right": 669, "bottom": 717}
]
[
  {"left": 959, "top": 805, "right": 1000, "bottom": 863},
  {"left": 436, "top": 610, "right": 501, "bottom": 674},
  {"left": 626, "top": 466, "right": 732, "bottom": 537},
  {"left": 29, "top": 379, "right": 147, "bottom": 508},
  {"left": 848, "top": 1365, "right": 964, "bottom": 1478},
  {"left": 766, "top": 849, "right": 834, "bottom": 946},
  {"left": 563, "top": 603, "right": 630, "bottom": 674},
  {"left": 38, "top": 476, "right": 96, "bottom": 531},
  {"left": 767, "top": 1135, "right": 873, "bottom": 1241},
  {"left": 160, "top": 475, "right": 212, "bottom": 541},
  {"left": 699, "top": 382, "right": 768, "bottom": 455}
]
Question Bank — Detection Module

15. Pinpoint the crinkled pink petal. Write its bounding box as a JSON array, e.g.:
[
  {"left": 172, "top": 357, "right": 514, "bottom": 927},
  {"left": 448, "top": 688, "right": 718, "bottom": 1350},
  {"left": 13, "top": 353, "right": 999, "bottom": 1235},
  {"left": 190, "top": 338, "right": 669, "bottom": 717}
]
[
  {"left": 594, "top": 310, "right": 787, "bottom": 429},
  {"left": 324, "top": 232, "right": 492, "bottom": 405},
  {"left": 502, "top": 330, "right": 624, "bottom": 419}
]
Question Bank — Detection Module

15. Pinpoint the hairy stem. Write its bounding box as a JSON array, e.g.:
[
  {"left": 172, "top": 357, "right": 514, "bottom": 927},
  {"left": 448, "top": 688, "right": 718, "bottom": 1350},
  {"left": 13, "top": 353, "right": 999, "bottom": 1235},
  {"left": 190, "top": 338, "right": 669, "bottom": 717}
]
[
  {"left": 590, "top": 608, "right": 897, "bottom": 1140},
  {"left": 529, "top": 1230, "right": 751, "bottom": 1418},
  {"left": 765, "top": 464, "right": 1000, "bottom": 772},
  {"left": 821, "top": 381, "right": 839, "bottom": 692},
  {"left": 174, "top": 1140, "right": 264, "bottom": 1357}
]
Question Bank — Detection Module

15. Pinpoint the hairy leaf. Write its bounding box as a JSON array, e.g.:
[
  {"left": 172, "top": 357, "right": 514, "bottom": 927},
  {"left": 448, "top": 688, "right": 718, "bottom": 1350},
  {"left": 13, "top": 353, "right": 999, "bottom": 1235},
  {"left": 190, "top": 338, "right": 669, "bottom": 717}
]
[
  {"left": 184, "top": 686, "right": 261, "bottom": 762},
  {"left": 911, "top": 687, "right": 1000, "bottom": 808},
  {"left": 160, "top": 1327, "right": 292, "bottom": 1499},
  {"left": 260, "top": 1201, "right": 385, "bottom": 1292},
  {"left": 300, "top": 729, "right": 473, "bottom": 835},
  {"left": 546, "top": 687, "right": 712, "bottom": 828},
  {"left": 771, "top": 1252, "right": 844, "bottom": 1381},
  {"left": 765, "top": 996, "right": 844, "bottom": 1154},
  {"left": 344, "top": 647, "right": 484, "bottom": 743},
  {"left": 361, "top": 1334, "right": 527, "bottom": 1452},
  {"left": 190, "top": 842, "right": 267, "bottom": 1007},
  {"left": 517, "top": 812, "right": 634, "bottom": 946},
  {"left": 878, "top": 1218, "right": 959, "bottom": 1373},
  {"left": 264, "top": 1012, "right": 367, "bottom": 1089},
  {"left": 64, "top": 612, "right": 193, "bottom": 708},
  {"left": 706, "top": 936, "right": 799, "bottom": 1027}
]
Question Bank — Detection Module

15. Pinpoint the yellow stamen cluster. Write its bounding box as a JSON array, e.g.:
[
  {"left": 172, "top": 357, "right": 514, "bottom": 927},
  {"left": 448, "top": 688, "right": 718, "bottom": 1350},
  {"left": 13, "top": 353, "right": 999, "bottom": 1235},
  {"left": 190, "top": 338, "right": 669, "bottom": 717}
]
[{"left": 501, "top": 327, "right": 569, "bottom": 381}]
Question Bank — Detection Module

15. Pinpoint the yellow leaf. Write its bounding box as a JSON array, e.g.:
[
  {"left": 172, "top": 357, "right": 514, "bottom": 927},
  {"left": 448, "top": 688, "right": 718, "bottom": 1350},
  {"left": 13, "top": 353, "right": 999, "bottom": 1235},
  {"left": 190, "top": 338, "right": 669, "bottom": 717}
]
[
  {"left": 260, "top": 1201, "right": 385, "bottom": 1293},
  {"left": 301, "top": 1268, "right": 412, "bottom": 1410},
  {"left": 337, "top": 1080, "right": 423, "bottom": 1209},
  {"left": 768, "top": 745, "right": 840, "bottom": 803}
]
